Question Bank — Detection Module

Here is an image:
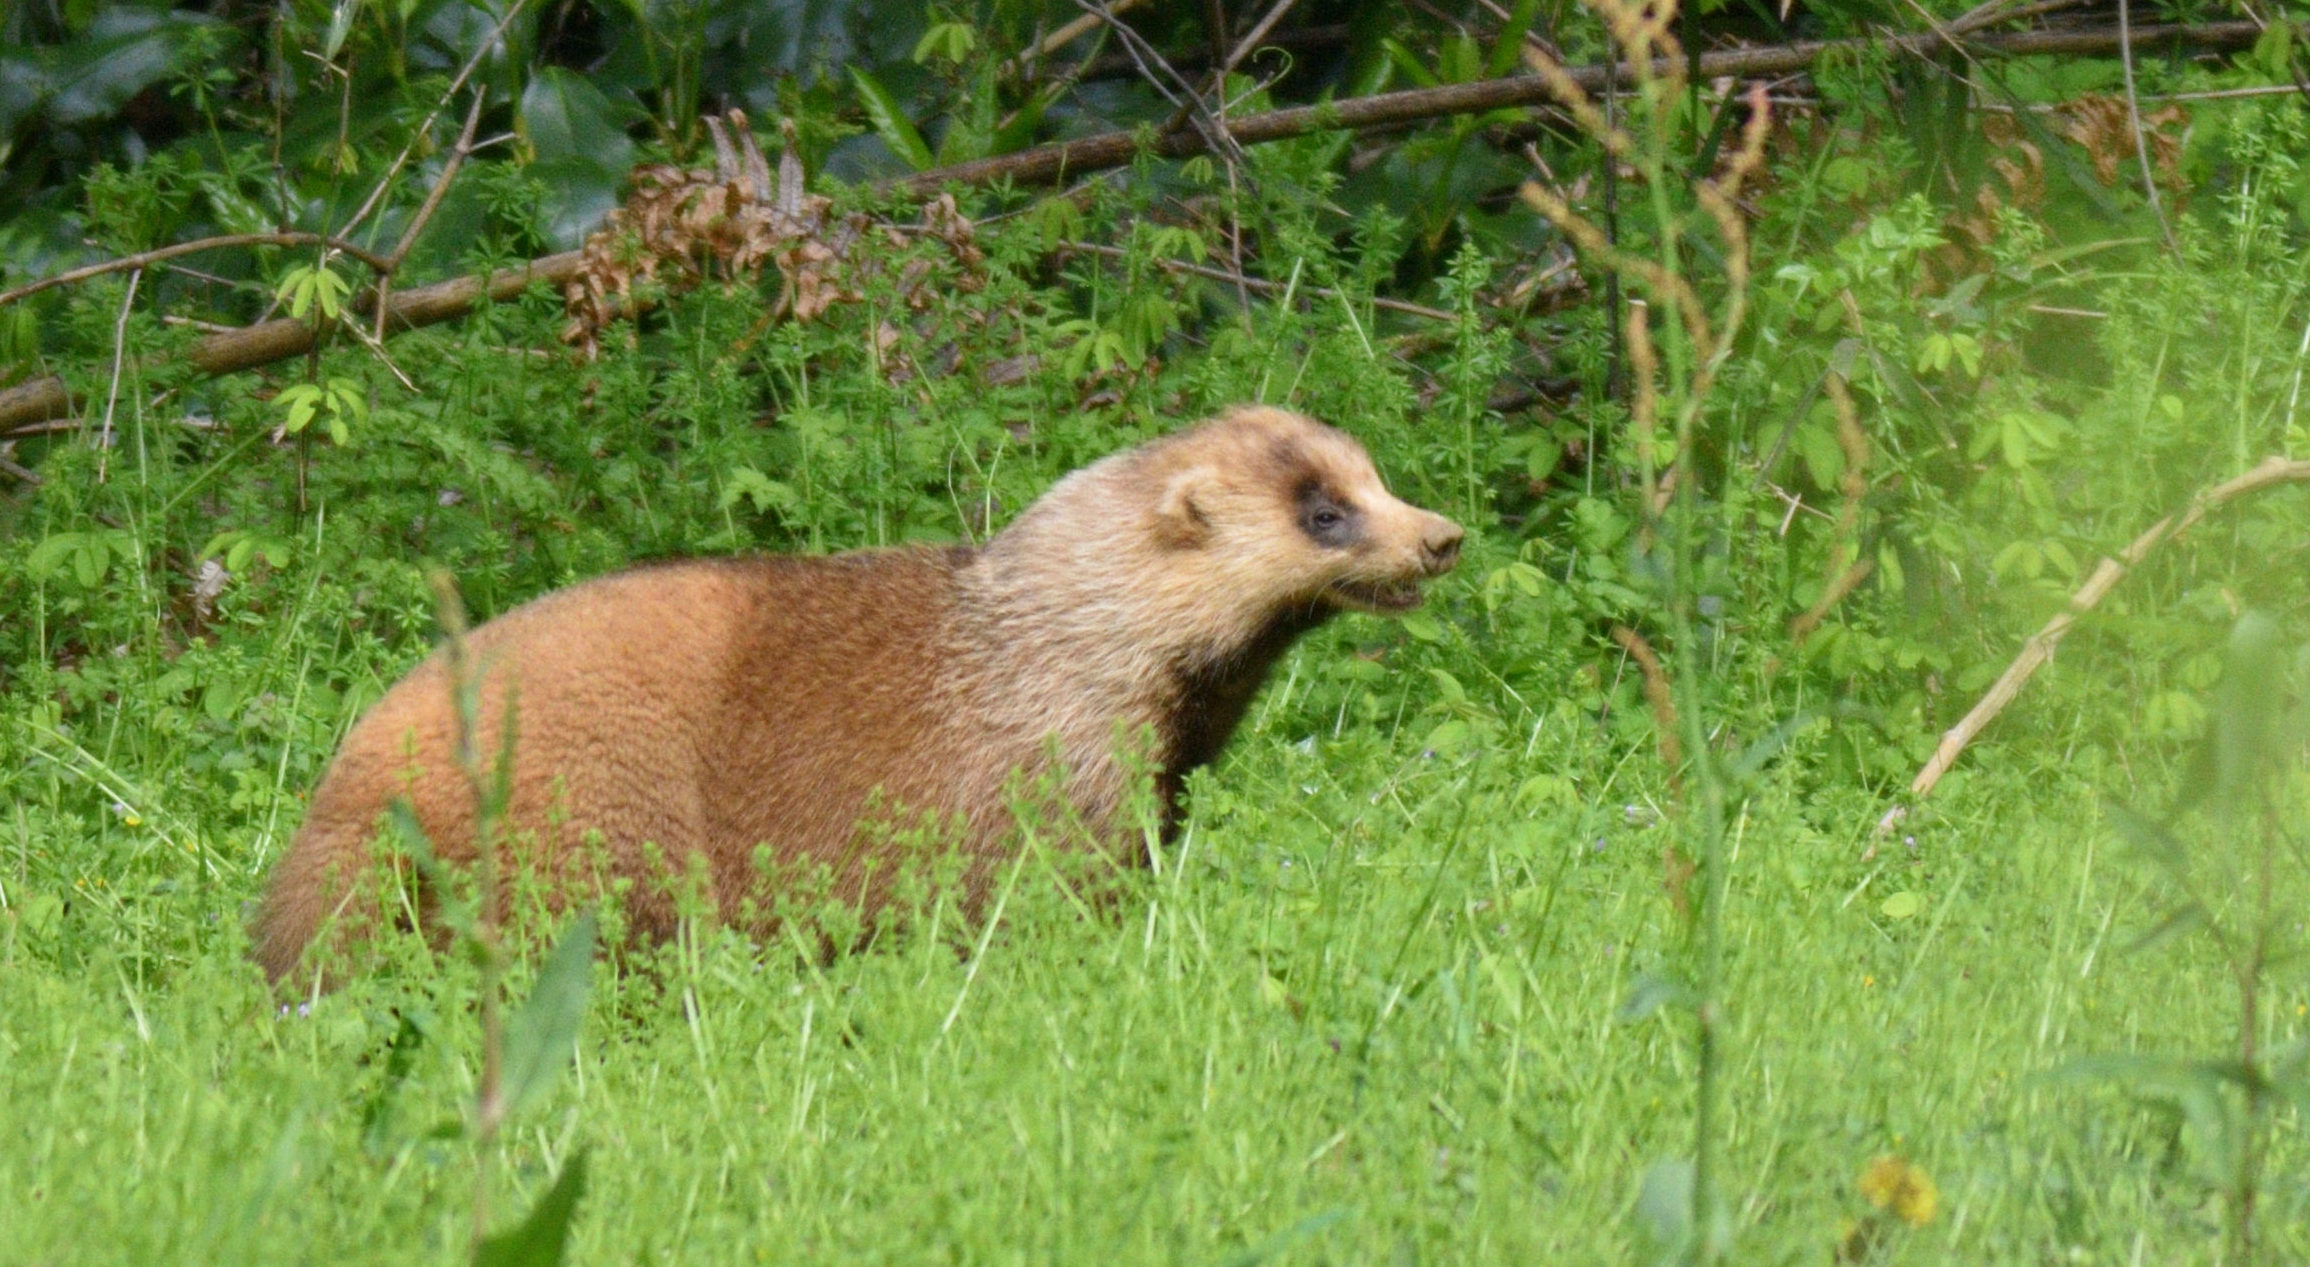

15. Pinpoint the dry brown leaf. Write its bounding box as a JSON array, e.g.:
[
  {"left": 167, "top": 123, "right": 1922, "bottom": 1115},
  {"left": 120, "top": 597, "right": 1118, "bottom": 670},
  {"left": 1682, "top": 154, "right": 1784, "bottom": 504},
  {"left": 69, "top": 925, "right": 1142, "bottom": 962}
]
[{"left": 562, "top": 111, "right": 989, "bottom": 359}]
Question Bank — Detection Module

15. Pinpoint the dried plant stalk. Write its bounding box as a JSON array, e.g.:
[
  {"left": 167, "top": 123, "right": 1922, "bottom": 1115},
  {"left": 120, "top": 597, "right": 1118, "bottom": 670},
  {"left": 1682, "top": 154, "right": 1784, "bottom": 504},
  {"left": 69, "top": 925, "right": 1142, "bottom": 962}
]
[
  {"left": 1788, "top": 372, "right": 1871, "bottom": 646},
  {"left": 1887, "top": 455, "right": 2310, "bottom": 832}
]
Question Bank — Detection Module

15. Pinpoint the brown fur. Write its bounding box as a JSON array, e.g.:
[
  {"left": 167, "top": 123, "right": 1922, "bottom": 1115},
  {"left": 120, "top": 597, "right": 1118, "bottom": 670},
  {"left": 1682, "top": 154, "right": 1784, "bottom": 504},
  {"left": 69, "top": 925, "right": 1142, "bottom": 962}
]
[{"left": 250, "top": 407, "right": 1462, "bottom": 982}]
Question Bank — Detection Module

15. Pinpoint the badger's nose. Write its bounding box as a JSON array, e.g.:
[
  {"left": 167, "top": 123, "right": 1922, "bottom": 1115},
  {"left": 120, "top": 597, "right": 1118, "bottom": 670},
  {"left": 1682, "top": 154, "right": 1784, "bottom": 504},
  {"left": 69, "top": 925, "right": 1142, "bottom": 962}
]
[{"left": 1421, "top": 518, "right": 1464, "bottom": 575}]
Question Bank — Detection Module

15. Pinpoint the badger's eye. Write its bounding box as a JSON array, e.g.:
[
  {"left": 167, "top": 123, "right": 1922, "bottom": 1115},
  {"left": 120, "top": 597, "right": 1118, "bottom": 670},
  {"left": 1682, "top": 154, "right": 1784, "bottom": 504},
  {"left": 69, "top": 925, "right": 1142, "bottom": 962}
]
[{"left": 1311, "top": 508, "right": 1342, "bottom": 530}]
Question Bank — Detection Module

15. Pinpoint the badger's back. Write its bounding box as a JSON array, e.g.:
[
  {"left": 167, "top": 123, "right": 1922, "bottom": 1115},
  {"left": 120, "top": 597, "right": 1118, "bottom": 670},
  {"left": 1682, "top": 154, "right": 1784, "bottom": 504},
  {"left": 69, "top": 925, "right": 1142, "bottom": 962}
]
[{"left": 250, "top": 550, "right": 972, "bottom": 983}]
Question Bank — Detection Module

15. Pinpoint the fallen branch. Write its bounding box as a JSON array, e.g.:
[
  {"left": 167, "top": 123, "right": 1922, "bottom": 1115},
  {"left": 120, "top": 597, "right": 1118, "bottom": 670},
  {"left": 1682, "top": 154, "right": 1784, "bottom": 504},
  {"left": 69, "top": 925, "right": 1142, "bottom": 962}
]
[
  {"left": 0, "top": 252, "right": 582, "bottom": 435},
  {"left": 0, "top": 18, "right": 2282, "bottom": 434},
  {"left": 1882, "top": 454, "right": 2310, "bottom": 834},
  {"left": 900, "top": 20, "right": 2277, "bottom": 193}
]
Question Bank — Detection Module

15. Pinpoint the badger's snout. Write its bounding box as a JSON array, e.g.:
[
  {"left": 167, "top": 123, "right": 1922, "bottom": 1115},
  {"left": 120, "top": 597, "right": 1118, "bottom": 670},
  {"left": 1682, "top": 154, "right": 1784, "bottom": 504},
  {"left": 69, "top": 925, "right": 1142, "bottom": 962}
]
[{"left": 1420, "top": 517, "right": 1464, "bottom": 576}]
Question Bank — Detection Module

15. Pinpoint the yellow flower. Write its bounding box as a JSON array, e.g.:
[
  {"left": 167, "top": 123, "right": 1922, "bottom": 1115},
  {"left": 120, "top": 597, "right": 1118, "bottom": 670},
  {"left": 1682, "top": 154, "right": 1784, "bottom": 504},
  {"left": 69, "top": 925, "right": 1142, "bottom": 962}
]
[
  {"left": 1862, "top": 974, "right": 1876, "bottom": 988},
  {"left": 1860, "top": 1155, "right": 1938, "bottom": 1227}
]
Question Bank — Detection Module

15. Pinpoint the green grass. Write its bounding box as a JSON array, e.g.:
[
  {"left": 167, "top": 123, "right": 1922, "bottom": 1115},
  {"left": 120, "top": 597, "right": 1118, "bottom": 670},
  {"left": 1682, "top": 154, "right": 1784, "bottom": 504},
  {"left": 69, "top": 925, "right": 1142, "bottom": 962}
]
[
  {"left": 4, "top": 661, "right": 2302, "bottom": 1262},
  {"left": 9, "top": 98, "right": 2310, "bottom": 1259}
]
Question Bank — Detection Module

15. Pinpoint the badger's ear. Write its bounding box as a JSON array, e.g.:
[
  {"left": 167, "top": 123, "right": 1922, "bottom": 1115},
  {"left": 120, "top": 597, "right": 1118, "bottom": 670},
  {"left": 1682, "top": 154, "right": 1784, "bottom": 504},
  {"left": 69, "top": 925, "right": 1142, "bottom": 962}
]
[{"left": 1153, "top": 466, "right": 1212, "bottom": 549}]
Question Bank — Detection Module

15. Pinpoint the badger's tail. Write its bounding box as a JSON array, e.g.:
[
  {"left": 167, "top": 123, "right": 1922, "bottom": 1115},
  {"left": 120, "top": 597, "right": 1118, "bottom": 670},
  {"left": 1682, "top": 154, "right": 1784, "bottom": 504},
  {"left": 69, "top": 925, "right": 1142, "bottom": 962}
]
[{"left": 249, "top": 802, "right": 375, "bottom": 987}]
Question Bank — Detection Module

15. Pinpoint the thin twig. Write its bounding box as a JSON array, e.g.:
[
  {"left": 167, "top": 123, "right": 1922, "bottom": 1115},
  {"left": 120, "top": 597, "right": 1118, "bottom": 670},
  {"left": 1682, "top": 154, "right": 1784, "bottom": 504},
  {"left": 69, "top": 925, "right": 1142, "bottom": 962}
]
[
  {"left": 1007, "top": 0, "right": 1145, "bottom": 77},
  {"left": 1887, "top": 455, "right": 2310, "bottom": 833},
  {"left": 0, "top": 445, "right": 38, "bottom": 484},
  {"left": 2118, "top": 0, "right": 2184, "bottom": 259},
  {"left": 906, "top": 19, "right": 2278, "bottom": 193},
  {"left": 95, "top": 269, "right": 142, "bottom": 484},
  {"left": 1947, "top": 0, "right": 2088, "bottom": 37},
  {"left": 0, "top": 234, "right": 391, "bottom": 308},
  {"left": 1166, "top": 0, "right": 1300, "bottom": 135},
  {"left": 1055, "top": 240, "right": 1455, "bottom": 320},
  {"left": 373, "top": 87, "right": 492, "bottom": 342},
  {"left": 335, "top": 0, "right": 531, "bottom": 242},
  {"left": 1071, "top": 0, "right": 1246, "bottom": 165}
]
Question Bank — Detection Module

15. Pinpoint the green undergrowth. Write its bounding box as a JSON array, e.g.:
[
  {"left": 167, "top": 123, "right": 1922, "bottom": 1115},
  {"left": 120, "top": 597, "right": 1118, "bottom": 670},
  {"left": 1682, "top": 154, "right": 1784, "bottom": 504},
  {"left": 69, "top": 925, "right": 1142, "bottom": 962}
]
[
  {"left": 8, "top": 70, "right": 2310, "bottom": 1262},
  {"left": 5, "top": 749, "right": 2304, "bottom": 1262}
]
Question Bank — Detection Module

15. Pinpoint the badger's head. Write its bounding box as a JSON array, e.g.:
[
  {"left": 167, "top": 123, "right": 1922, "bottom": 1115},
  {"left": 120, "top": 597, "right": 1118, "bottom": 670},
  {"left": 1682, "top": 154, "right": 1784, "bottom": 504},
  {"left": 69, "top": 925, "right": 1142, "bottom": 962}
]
[{"left": 1139, "top": 406, "right": 1463, "bottom": 623}]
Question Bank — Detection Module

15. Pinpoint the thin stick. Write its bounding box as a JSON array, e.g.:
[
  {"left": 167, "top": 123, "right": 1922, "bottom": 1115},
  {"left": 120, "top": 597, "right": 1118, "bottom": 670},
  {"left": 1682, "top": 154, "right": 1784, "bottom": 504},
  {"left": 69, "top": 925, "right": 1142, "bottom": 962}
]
[
  {"left": 373, "top": 87, "right": 492, "bottom": 342},
  {"left": 1164, "top": 0, "right": 1301, "bottom": 135},
  {"left": 2117, "top": 0, "right": 2184, "bottom": 259},
  {"left": 1073, "top": 0, "right": 1245, "bottom": 165},
  {"left": 1056, "top": 240, "right": 1455, "bottom": 320},
  {"left": 94, "top": 269, "right": 141, "bottom": 484},
  {"left": 905, "top": 19, "right": 2274, "bottom": 193},
  {"left": 0, "top": 234, "right": 391, "bottom": 308},
  {"left": 1006, "top": 0, "right": 1145, "bottom": 76},
  {"left": 1888, "top": 455, "right": 2310, "bottom": 830},
  {"left": 335, "top": 0, "right": 531, "bottom": 242}
]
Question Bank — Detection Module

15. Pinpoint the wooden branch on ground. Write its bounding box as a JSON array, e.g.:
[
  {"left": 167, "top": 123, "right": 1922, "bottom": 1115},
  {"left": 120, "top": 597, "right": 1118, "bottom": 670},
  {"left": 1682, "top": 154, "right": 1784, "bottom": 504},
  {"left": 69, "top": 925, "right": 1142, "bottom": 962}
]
[
  {"left": 900, "top": 20, "right": 2276, "bottom": 193},
  {"left": 0, "top": 17, "right": 2283, "bottom": 435},
  {"left": 0, "top": 252, "right": 582, "bottom": 435},
  {"left": 1881, "top": 454, "right": 2310, "bottom": 835}
]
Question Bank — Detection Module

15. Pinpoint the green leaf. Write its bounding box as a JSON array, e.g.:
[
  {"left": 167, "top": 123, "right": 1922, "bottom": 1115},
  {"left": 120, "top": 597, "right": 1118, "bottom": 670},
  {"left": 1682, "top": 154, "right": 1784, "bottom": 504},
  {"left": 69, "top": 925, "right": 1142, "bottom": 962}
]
[
  {"left": 2209, "top": 611, "right": 2289, "bottom": 802},
  {"left": 911, "top": 20, "right": 977, "bottom": 65},
  {"left": 1379, "top": 38, "right": 1442, "bottom": 90},
  {"left": 498, "top": 913, "right": 598, "bottom": 1121},
  {"left": 522, "top": 68, "right": 636, "bottom": 173},
  {"left": 2102, "top": 797, "right": 2189, "bottom": 876},
  {"left": 1485, "top": 0, "right": 1540, "bottom": 77},
  {"left": 322, "top": 0, "right": 359, "bottom": 60},
  {"left": 46, "top": 11, "right": 227, "bottom": 126},
  {"left": 521, "top": 68, "right": 640, "bottom": 249},
  {"left": 1617, "top": 973, "right": 1692, "bottom": 1024},
  {"left": 202, "top": 678, "right": 244, "bottom": 724},
  {"left": 850, "top": 68, "right": 932, "bottom": 171},
  {"left": 25, "top": 532, "right": 82, "bottom": 580},
  {"left": 474, "top": 1149, "right": 589, "bottom": 1267},
  {"left": 1213, "top": 1208, "right": 1350, "bottom": 1267},
  {"left": 2118, "top": 903, "right": 2208, "bottom": 958},
  {"left": 1633, "top": 1157, "right": 1695, "bottom": 1248},
  {"left": 73, "top": 539, "right": 106, "bottom": 589},
  {"left": 278, "top": 383, "right": 322, "bottom": 434},
  {"left": 1399, "top": 610, "right": 1443, "bottom": 643},
  {"left": 1424, "top": 667, "right": 1467, "bottom": 705},
  {"left": 1879, "top": 890, "right": 1922, "bottom": 920},
  {"left": 720, "top": 467, "right": 800, "bottom": 516}
]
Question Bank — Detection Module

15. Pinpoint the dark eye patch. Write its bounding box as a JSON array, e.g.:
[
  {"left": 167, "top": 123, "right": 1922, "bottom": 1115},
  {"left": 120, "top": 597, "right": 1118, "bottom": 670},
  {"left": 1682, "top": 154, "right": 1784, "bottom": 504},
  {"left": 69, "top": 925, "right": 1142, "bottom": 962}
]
[{"left": 1295, "top": 478, "right": 1362, "bottom": 548}]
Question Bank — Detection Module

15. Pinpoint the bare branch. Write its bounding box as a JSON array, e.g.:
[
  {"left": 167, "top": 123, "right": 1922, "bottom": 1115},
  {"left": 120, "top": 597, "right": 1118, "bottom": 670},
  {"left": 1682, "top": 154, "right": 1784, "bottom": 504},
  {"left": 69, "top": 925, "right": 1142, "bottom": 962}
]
[
  {"left": 0, "top": 252, "right": 584, "bottom": 434},
  {"left": 373, "top": 87, "right": 494, "bottom": 341},
  {"left": 0, "top": 234, "right": 392, "bottom": 309},
  {"left": 903, "top": 19, "right": 2277, "bottom": 193},
  {"left": 336, "top": 0, "right": 532, "bottom": 241},
  {"left": 2117, "top": 0, "right": 2185, "bottom": 259},
  {"left": 1889, "top": 455, "right": 2310, "bottom": 831},
  {"left": 1057, "top": 239, "right": 1454, "bottom": 319}
]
